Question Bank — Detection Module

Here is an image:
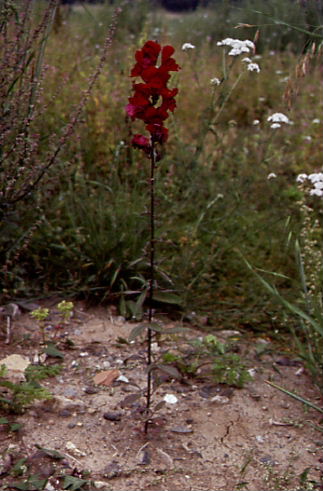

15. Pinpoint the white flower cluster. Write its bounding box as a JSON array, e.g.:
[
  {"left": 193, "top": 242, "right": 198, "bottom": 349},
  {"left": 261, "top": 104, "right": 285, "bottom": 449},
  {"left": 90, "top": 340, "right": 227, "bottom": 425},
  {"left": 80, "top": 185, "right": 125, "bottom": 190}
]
[
  {"left": 296, "top": 172, "right": 323, "bottom": 197},
  {"left": 217, "top": 38, "right": 255, "bottom": 56},
  {"left": 182, "top": 42, "right": 195, "bottom": 51},
  {"left": 267, "top": 112, "right": 292, "bottom": 129},
  {"left": 242, "top": 57, "right": 260, "bottom": 73}
]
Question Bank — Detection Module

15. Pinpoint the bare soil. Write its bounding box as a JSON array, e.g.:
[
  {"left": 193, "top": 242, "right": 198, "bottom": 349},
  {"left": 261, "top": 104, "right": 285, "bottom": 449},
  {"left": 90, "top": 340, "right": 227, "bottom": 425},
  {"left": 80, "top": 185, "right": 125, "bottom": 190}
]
[{"left": 1, "top": 300, "right": 322, "bottom": 491}]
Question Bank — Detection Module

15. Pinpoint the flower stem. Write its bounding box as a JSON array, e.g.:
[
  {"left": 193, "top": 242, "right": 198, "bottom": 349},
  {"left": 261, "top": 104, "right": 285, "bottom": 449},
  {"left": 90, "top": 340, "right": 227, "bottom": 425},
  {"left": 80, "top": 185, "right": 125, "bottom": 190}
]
[{"left": 145, "top": 140, "right": 156, "bottom": 434}]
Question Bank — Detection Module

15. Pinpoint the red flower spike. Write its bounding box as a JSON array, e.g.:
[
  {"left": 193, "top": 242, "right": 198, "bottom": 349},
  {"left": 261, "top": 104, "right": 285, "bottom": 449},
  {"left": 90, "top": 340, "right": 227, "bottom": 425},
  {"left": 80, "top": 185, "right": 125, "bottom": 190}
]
[
  {"left": 126, "top": 40, "right": 180, "bottom": 156},
  {"left": 146, "top": 124, "right": 168, "bottom": 144},
  {"left": 131, "top": 41, "right": 161, "bottom": 77},
  {"left": 132, "top": 134, "right": 151, "bottom": 152}
]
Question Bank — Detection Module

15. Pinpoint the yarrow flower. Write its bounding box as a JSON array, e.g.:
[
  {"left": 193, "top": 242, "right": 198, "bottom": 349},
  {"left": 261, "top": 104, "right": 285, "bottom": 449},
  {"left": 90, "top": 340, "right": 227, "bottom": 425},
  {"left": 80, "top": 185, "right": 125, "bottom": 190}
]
[
  {"left": 242, "top": 57, "right": 260, "bottom": 73},
  {"left": 182, "top": 42, "right": 195, "bottom": 51},
  {"left": 210, "top": 77, "right": 221, "bottom": 86},
  {"left": 267, "top": 112, "right": 292, "bottom": 128},
  {"left": 126, "top": 40, "right": 180, "bottom": 156},
  {"left": 296, "top": 172, "right": 323, "bottom": 197},
  {"left": 247, "top": 62, "right": 260, "bottom": 72},
  {"left": 217, "top": 38, "right": 255, "bottom": 56}
]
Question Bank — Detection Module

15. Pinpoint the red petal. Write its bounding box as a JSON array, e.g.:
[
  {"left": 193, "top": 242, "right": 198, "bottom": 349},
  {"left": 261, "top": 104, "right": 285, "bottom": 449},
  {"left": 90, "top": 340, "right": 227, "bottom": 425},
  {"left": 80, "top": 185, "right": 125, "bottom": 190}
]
[{"left": 161, "top": 45, "right": 175, "bottom": 62}]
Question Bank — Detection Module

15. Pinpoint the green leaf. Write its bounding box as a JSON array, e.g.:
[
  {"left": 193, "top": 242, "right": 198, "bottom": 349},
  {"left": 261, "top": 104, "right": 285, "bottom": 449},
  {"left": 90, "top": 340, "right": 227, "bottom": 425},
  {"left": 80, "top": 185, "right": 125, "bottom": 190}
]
[
  {"left": 35, "top": 444, "right": 65, "bottom": 460},
  {"left": 148, "top": 325, "right": 187, "bottom": 335},
  {"left": 266, "top": 381, "right": 323, "bottom": 414},
  {"left": 150, "top": 363, "right": 181, "bottom": 379},
  {"left": 11, "top": 458, "right": 27, "bottom": 477},
  {"left": 62, "top": 475, "right": 87, "bottom": 490},
  {"left": 128, "top": 324, "right": 146, "bottom": 342},
  {"left": 0, "top": 417, "right": 9, "bottom": 424},
  {"left": 152, "top": 291, "right": 183, "bottom": 305},
  {"left": 10, "top": 422, "right": 22, "bottom": 432},
  {"left": 44, "top": 343, "right": 64, "bottom": 359}
]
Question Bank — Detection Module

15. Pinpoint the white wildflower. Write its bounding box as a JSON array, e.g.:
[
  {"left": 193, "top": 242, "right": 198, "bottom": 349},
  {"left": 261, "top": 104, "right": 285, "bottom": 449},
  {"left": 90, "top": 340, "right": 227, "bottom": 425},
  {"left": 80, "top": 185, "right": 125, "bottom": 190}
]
[
  {"left": 242, "top": 57, "right": 252, "bottom": 63},
  {"left": 296, "top": 173, "right": 308, "bottom": 183},
  {"left": 308, "top": 172, "right": 323, "bottom": 183},
  {"left": 302, "top": 135, "right": 312, "bottom": 141},
  {"left": 267, "top": 173, "right": 277, "bottom": 180},
  {"left": 253, "top": 119, "right": 260, "bottom": 125},
  {"left": 163, "top": 394, "right": 178, "bottom": 404},
  {"left": 247, "top": 62, "right": 260, "bottom": 72},
  {"left": 310, "top": 188, "right": 323, "bottom": 197},
  {"left": 267, "top": 112, "right": 291, "bottom": 125},
  {"left": 182, "top": 42, "right": 195, "bottom": 51},
  {"left": 210, "top": 77, "right": 221, "bottom": 86},
  {"left": 217, "top": 38, "right": 255, "bottom": 56},
  {"left": 312, "top": 118, "right": 320, "bottom": 124},
  {"left": 270, "top": 123, "right": 281, "bottom": 129}
]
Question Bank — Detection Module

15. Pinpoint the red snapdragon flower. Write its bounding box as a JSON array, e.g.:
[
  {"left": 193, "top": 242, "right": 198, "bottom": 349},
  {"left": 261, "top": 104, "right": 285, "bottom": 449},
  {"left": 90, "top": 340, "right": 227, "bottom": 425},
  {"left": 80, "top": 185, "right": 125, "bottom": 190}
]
[{"left": 126, "top": 40, "right": 180, "bottom": 155}]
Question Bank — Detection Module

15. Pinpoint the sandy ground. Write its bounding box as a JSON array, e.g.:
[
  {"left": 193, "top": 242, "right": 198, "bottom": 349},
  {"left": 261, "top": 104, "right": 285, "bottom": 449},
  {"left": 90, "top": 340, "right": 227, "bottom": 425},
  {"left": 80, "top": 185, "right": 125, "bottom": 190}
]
[{"left": 0, "top": 301, "right": 322, "bottom": 490}]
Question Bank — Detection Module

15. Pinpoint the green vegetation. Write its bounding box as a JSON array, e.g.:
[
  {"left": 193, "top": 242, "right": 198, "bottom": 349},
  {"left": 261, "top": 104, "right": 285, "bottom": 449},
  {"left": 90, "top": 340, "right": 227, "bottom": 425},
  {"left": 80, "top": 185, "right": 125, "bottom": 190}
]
[
  {"left": 0, "top": 365, "right": 53, "bottom": 414},
  {"left": 163, "top": 334, "right": 252, "bottom": 387},
  {"left": 1, "top": 1, "right": 322, "bottom": 389}
]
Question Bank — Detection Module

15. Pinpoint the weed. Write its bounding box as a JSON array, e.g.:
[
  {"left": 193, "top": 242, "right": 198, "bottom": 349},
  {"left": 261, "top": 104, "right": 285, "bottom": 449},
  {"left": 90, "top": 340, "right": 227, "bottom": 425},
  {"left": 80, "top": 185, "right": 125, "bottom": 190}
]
[
  {"left": 163, "top": 334, "right": 252, "bottom": 388},
  {"left": 0, "top": 364, "right": 52, "bottom": 414}
]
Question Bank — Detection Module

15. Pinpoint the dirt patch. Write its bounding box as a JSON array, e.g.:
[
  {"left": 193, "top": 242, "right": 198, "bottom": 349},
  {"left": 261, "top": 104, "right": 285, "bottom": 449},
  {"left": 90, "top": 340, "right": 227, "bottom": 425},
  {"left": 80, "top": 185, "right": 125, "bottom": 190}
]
[{"left": 1, "top": 301, "right": 322, "bottom": 490}]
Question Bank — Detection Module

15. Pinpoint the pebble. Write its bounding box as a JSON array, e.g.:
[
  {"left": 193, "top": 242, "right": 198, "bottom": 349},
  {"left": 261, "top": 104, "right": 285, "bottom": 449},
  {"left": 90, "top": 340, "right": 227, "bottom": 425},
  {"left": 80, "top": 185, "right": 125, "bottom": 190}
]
[
  {"left": 65, "top": 441, "right": 86, "bottom": 457},
  {"left": 93, "top": 482, "right": 108, "bottom": 489},
  {"left": 84, "top": 386, "right": 99, "bottom": 395},
  {"left": 210, "top": 395, "right": 229, "bottom": 404},
  {"left": 58, "top": 409, "right": 72, "bottom": 417},
  {"left": 103, "top": 411, "right": 122, "bottom": 421},
  {"left": 103, "top": 461, "right": 123, "bottom": 478},
  {"left": 170, "top": 425, "right": 193, "bottom": 434}
]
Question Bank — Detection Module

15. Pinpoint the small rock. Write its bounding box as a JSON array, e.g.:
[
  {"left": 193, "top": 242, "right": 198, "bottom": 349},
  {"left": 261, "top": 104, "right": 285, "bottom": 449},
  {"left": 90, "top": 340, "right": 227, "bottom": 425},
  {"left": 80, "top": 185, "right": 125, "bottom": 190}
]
[
  {"left": 58, "top": 409, "right": 72, "bottom": 418},
  {"left": 210, "top": 395, "right": 229, "bottom": 404},
  {"left": 116, "top": 374, "right": 129, "bottom": 384},
  {"left": 138, "top": 449, "right": 151, "bottom": 465},
  {"left": 275, "top": 357, "right": 301, "bottom": 367},
  {"left": 0, "top": 354, "right": 30, "bottom": 382},
  {"left": 103, "top": 461, "right": 123, "bottom": 479},
  {"left": 163, "top": 394, "right": 178, "bottom": 404},
  {"left": 65, "top": 441, "right": 86, "bottom": 457},
  {"left": 52, "top": 395, "right": 84, "bottom": 412},
  {"left": 259, "top": 455, "right": 278, "bottom": 466},
  {"left": 218, "top": 330, "right": 241, "bottom": 338},
  {"left": 84, "top": 386, "right": 99, "bottom": 395},
  {"left": 103, "top": 412, "right": 122, "bottom": 422},
  {"left": 170, "top": 425, "right": 193, "bottom": 434},
  {"left": 93, "top": 481, "right": 108, "bottom": 489}
]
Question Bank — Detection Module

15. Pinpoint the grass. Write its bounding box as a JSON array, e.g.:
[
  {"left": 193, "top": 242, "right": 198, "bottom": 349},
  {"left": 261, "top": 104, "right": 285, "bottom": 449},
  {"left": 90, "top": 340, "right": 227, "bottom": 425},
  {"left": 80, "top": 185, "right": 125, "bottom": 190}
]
[{"left": 0, "top": 0, "right": 323, "bottom": 381}]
